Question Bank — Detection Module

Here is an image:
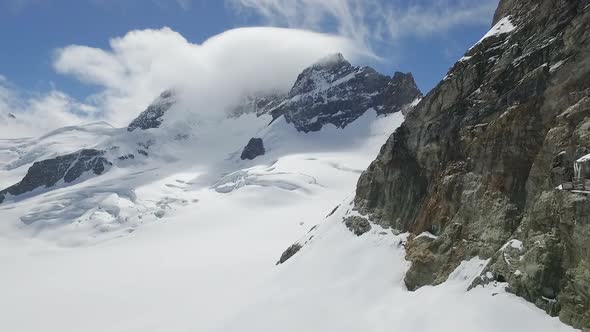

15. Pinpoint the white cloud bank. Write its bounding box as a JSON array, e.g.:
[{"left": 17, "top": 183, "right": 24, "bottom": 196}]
[
  {"left": 53, "top": 27, "right": 362, "bottom": 127},
  {"left": 2, "top": 0, "right": 500, "bottom": 137},
  {"left": 0, "top": 76, "right": 97, "bottom": 138}
]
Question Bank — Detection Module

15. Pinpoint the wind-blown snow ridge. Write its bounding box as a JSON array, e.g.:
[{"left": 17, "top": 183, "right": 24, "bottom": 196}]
[{"left": 472, "top": 16, "right": 516, "bottom": 48}]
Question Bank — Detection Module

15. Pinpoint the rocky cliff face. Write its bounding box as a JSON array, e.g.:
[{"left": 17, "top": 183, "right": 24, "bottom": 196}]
[
  {"left": 274, "top": 53, "right": 421, "bottom": 132},
  {"left": 354, "top": 0, "right": 590, "bottom": 329},
  {"left": 127, "top": 90, "right": 176, "bottom": 132},
  {"left": 384, "top": 72, "right": 422, "bottom": 115},
  {"left": 0, "top": 149, "right": 111, "bottom": 204}
]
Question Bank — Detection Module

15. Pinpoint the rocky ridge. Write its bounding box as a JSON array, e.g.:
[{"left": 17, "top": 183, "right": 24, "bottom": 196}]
[
  {"left": 0, "top": 149, "right": 111, "bottom": 204},
  {"left": 353, "top": 0, "right": 590, "bottom": 329},
  {"left": 127, "top": 90, "right": 176, "bottom": 132},
  {"left": 273, "top": 53, "right": 422, "bottom": 132}
]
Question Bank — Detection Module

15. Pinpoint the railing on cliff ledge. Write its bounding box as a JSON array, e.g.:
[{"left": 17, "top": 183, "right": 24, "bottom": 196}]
[{"left": 559, "top": 179, "right": 590, "bottom": 193}]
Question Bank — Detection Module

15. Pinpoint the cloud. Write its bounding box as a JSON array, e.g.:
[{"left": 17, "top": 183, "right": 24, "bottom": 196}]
[
  {"left": 0, "top": 76, "right": 98, "bottom": 138},
  {"left": 380, "top": 1, "right": 498, "bottom": 37},
  {"left": 230, "top": 0, "right": 498, "bottom": 49},
  {"left": 53, "top": 27, "right": 363, "bottom": 127},
  {"left": 3, "top": 0, "right": 500, "bottom": 137}
]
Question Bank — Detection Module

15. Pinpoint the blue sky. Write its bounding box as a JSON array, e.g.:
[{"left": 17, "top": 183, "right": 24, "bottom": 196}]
[
  {"left": 0, "top": 0, "right": 499, "bottom": 134},
  {"left": 1, "top": 0, "right": 498, "bottom": 96},
  {"left": 1, "top": 1, "right": 236, "bottom": 98}
]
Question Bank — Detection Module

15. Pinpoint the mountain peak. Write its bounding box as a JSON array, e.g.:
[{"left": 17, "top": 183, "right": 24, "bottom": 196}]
[
  {"left": 392, "top": 71, "right": 414, "bottom": 81},
  {"left": 288, "top": 53, "right": 354, "bottom": 100},
  {"left": 385, "top": 71, "right": 422, "bottom": 113},
  {"left": 127, "top": 89, "right": 176, "bottom": 132},
  {"left": 312, "top": 52, "right": 348, "bottom": 68},
  {"left": 271, "top": 54, "right": 419, "bottom": 132}
]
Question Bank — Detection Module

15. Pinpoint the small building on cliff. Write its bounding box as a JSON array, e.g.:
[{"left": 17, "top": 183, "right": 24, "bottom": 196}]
[
  {"left": 559, "top": 153, "right": 590, "bottom": 192},
  {"left": 574, "top": 153, "right": 590, "bottom": 180}
]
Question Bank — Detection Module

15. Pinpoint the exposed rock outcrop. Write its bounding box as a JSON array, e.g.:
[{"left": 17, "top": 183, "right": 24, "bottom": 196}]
[
  {"left": 343, "top": 216, "right": 372, "bottom": 236},
  {"left": 240, "top": 138, "right": 265, "bottom": 160},
  {"left": 354, "top": 0, "right": 590, "bottom": 329},
  {"left": 0, "top": 149, "right": 111, "bottom": 204},
  {"left": 276, "top": 243, "right": 302, "bottom": 265},
  {"left": 385, "top": 72, "right": 422, "bottom": 115},
  {"left": 274, "top": 53, "right": 421, "bottom": 132},
  {"left": 127, "top": 90, "right": 176, "bottom": 132}
]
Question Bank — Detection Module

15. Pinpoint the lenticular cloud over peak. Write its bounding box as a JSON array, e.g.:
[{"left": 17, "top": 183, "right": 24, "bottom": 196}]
[{"left": 53, "top": 26, "right": 365, "bottom": 127}]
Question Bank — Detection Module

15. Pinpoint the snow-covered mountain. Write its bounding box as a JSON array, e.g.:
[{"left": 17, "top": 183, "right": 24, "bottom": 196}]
[
  {"left": 0, "top": 34, "right": 585, "bottom": 332},
  {"left": 275, "top": 53, "right": 420, "bottom": 132},
  {"left": 0, "top": 53, "right": 422, "bottom": 211},
  {"left": 127, "top": 90, "right": 176, "bottom": 132}
]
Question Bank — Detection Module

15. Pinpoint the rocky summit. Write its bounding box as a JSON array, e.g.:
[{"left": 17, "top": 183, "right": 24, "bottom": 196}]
[
  {"left": 127, "top": 90, "right": 176, "bottom": 132},
  {"left": 0, "top": 149, "right": 111, "bottom": 204},
  {"left": 354, "top": 0, "right": 590, "bottom": 329},
  {"left": 273, "top": 53, "right": 421, "bottom": 132}
]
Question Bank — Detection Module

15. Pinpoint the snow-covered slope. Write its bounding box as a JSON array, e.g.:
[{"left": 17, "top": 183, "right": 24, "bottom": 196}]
[
  {"left": 0, "top": 53, "right": 421, "bottom": 210},
  {"left": 0, "top": 121, "right": 117, "bottom": 189},
  {"left": 0, "top": 108, "right": 577, "bottom": 332},
  {"left": 0, "top": 53, "right": 579, "bottom": 332}
]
